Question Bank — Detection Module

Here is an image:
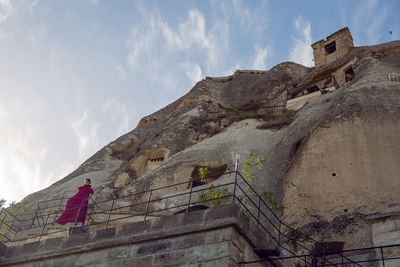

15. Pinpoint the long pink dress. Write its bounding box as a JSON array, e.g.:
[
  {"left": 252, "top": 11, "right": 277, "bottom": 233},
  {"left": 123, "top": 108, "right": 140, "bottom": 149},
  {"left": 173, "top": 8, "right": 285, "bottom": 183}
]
[{"left": 55, "top": 185, "right": 94, "bottom": 225}]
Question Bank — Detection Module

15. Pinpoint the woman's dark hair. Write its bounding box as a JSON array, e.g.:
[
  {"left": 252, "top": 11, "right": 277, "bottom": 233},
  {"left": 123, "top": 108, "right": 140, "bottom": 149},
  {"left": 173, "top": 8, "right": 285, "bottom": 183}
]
[{"left": 85, "top": 178, "right": 91, "bottom": 184}]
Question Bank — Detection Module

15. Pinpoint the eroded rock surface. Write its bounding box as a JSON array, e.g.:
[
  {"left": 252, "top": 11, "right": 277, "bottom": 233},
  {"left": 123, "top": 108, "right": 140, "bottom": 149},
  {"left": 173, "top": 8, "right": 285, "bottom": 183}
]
[{"left": 22, "top": 41, "right": 400, "bottom": 250}]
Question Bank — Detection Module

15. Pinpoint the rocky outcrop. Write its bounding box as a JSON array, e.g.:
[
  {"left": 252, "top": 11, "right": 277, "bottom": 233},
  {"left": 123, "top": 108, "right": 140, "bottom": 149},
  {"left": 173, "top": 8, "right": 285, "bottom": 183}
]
[
  {"left": 24, "top": 61, "right": 310, "bottom": 206},
  {"left": 22, "top": 40, "right": 400, "bottom": 250}
]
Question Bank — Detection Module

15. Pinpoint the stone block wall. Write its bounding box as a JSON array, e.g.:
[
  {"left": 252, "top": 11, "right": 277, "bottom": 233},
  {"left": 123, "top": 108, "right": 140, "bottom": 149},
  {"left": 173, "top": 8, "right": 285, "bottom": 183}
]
[
  {"left": 0, "top": 204, "right": 269, "bottom": 267},
  {"left": 312, "top": 27, "right": 354, "bottom": 67},
  {"left": 370, "top": 214, "right": 400, "bottom": 267}
]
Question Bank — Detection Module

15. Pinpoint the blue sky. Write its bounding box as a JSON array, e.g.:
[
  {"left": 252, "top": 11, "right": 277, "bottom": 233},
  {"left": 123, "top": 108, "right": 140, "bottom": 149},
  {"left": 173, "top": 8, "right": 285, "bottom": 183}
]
[{"left": 0, "top": 0, "right": 398, "bottom": 204}]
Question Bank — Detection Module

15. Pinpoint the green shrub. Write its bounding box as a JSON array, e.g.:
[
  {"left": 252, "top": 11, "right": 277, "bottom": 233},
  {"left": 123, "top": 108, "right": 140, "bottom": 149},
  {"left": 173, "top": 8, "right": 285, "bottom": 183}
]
[
  {"left": 198, "top": 167, "right": 209, "bottom": 182},
  {"left": 241, "top": 152, "right": 265, "bottom": 183},
  {"left": 0, "top": 200, "right": 28, "bottom": 236},
  {"left": 199, "top": 188, "right": 230, "bottom": 207}
]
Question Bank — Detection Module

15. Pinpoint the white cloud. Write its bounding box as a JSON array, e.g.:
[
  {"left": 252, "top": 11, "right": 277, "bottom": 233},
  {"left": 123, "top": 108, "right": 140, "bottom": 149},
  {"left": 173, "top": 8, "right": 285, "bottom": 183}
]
[
  {"left": 49, "top": 47, "right": 69, "bottom": 78},
  {"left": 114, "top": 64, "right": 127, "bottom": 81},
  {"left": 69, "top": 110, "right": 99, "bottom": 158},
  {"left": 252, "top": 44, "right": 270, "bottom": 70},
  {"left": 222, "top": 64, "right": 240, "bottom": 76},
  {"left": 0, "top": 0, "right": 13, "bottom": 24},
  {"left": 102, "top": 98, "right": 134, "bottom": 136},
  {"left": 0, "top": 107, "right": 51, "bottom": 203},
  {"left": 352, "top": 0, "right": 389, "bottom": 44},
  {"left": 127, "top": 8, "right": 230, "bottom": 76},
  {"left": 216, "top": 0, "right": 268, "bottom": 32},
  {"left": 289, "top": 16, "right": 313, "bottom": 67},
  {"left": 353, "top": 0, "right": 377, "bottom": 28},
  {"left": 181, "top": 62, "right": 202, "bottom": 86}
]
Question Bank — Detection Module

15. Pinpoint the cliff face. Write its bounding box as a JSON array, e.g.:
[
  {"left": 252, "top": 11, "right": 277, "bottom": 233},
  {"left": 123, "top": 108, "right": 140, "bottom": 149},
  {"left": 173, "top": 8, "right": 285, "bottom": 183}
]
[
  {"left": 23, "top": 40, "right": 400, "bottom": 249},
  {"left": 25, "top": 61, "right": 310, "bottom": 204}
]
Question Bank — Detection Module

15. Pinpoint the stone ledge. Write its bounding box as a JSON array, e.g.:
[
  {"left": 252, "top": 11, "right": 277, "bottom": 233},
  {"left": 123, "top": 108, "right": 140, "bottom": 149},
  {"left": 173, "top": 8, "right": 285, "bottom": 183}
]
[
  {"left": 0, "top": 242, "right": 6, "bottom": 260},
  {"left": 0, "top": 203, "right": 272, "bottom": 266}
]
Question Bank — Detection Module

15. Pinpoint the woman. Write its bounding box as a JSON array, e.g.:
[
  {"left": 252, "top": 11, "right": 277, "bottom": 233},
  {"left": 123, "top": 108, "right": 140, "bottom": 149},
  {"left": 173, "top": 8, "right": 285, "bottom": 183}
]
[{"left": 55, "top": 179, "right": 94, "bottom": 225}]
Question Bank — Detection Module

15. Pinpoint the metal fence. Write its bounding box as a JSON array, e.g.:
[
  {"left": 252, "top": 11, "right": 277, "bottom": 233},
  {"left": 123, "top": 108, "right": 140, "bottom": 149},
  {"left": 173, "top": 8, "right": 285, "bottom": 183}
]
[
  {"left": 388, "top": 73, "right": 400, "bottom": 82},
  {"left": 1, "top": 170, "right": 399, "bottom": 266},
  {"left": 241, "top": 244, "right": 400, "bottom": 266}
]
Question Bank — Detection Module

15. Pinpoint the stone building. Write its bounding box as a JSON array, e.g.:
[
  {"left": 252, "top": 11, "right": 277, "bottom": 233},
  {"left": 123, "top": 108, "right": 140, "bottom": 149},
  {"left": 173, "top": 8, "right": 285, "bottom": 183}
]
[
  {"left": 311, "top": 27, "right": 354, "bottom": 67},
  {"left": 287, "top": 27, "right": 357, "bottom": 110}
]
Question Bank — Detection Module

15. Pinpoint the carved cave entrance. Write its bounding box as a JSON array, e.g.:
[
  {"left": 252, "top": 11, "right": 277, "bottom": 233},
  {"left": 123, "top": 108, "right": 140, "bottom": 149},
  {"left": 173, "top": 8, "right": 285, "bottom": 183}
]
[{"left": 190, "top": 164, "right": 227, "bottom": 187}]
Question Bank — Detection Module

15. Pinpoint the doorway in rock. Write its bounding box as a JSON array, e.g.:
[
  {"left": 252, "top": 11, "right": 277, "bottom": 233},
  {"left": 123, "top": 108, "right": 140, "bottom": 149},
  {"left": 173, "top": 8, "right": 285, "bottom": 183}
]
[{"left": 345, "top": 67, "right": 355, "bottom": 82}]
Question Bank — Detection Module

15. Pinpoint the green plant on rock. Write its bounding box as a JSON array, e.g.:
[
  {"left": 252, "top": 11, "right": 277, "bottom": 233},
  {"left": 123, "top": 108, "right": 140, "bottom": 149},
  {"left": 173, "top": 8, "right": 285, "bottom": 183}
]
[
  {"left": 8, "top": 200, "right": 28, "bottom": 213},
  {"left": 198, "top": 167, "right": 209, "bottom": 182},
  {"left": 240, "top": 152, "right": 311, "bottom": 255},
  {"left": 241, "top": 152, "right": 265, "bottom": 184},
  {"left": 0, "top": 200, "right": 28, "bottom": 236},
  {"left": 199, "top": 188, "right": 230, "bottom": 207}
]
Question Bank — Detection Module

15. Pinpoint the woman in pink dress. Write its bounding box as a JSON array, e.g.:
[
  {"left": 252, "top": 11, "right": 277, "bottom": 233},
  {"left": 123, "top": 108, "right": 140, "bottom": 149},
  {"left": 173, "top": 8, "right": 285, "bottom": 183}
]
[{"left": 55, "top": 179, "right": 94, "bottom": 225}]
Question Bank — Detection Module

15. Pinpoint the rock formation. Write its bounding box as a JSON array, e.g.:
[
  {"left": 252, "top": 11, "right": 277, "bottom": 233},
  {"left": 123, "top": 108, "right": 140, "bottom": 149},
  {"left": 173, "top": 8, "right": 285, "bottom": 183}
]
[{"left": 22, "top": 28, "right": 400, "bottom": 251}]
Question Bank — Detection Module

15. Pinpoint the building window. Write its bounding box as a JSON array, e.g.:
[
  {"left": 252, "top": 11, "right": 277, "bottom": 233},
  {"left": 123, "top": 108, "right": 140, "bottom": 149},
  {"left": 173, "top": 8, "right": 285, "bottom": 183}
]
[
  {"left": 306, "top": 86, "right": 320, "bottom": 94},
  {"left": 150, "top": 157, "right": 164, "bottom": 162},
  {"left": 325, "top": 41, "right": 336, "bottom": 54},
  {"left": 345, "top": 67, "right": 355, "bottom": 82}
]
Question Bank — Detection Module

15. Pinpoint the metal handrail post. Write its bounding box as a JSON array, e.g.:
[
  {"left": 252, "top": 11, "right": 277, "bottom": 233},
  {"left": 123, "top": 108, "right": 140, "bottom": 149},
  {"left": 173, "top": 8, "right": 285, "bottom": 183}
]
[
  {"left": 72, "top": 204, "right": 84, "bottom": 235},
  {"left": 37, "top": 203, "right": 45, "bottom": 227},
  {"left": 53, "top": 197, "right": 64, "bottom": 224},
  {"left": 186, "top": 179, "right": 193, "bottom": 214},
  {"left": 0, "top": 212, "right": 9, "bottom": 238},
  {"left": 144, "top": 189, "right": 153, "bottom": 221},
  {"left": 38, "top": 213, "right": 50, "bottom": 241},
  {"left": 0, "top": 208, "right": 5, "bottom": 230},
  {"left": 341, "top": 252, "right": 344, "bottom": 266},
  {"left": 232, "top": 155, "right": 240, "bottom": 203},
  {"left": 257, "top": 196, "right": 261, "bottom": 227},
  {"left": 381, "top": 247, "right": 385, "bottom": 267},
  {"left": 278, "top": 221, "right": 281, "bottom": 244},
  {"left": 90, "top": 196, "right": 100, "bottom": 208},
  {"left": 9, "top": 215, "right": 16, "bottom": 232},
  {"left": 104, "top": 199, "right": 115, "bottom": 229},
  {"left": 10, "top": 219, "right": 22, "bottom": 246}
]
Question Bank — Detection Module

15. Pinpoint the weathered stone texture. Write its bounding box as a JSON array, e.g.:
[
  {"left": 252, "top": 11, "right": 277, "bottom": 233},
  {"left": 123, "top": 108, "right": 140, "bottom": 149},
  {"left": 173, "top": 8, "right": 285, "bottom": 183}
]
[
  {"left": 1, "top": 204, "right": 269, "bottom": 267},
  {"left": 312, "top": 27, "right": 354, "bottom": 67},
  {"left": 283, "top": 112, "right": 400, "bottom": 227}
]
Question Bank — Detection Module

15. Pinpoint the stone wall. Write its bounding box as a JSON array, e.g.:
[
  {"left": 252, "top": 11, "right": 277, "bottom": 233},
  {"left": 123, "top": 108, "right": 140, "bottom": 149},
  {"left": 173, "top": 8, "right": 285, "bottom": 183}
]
[
  {"left": 0, "top": 204, "right": 269, "bottom": 267},
  {"left": 286, "top": 90, "right": 322, "bottom": 110},
  {"left": 283, "top": 112, "right": 400, "bottom": 249},
  {"left": 369, "top": 213, "right": 400, "bottom": 267},
  {"left": 312, "top": 27, "right": 354, "bottom": 67}
]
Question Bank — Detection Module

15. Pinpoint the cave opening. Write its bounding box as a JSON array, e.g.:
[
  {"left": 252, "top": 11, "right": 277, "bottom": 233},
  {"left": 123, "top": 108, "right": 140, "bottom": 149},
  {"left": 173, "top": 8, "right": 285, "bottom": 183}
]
[{"left": 190, "top": 164, "right": 227, "bottom": 187}]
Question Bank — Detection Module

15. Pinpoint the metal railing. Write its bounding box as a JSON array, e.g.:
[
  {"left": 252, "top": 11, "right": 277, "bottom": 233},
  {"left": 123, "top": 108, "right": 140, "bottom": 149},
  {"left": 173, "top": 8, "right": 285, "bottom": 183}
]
[
  {"left": 1, "top": 171, "right": 399, "bottom": 267},
  {"left": 240, "top": 243, "right": 400, "bottom": 266},
  {"left": 388, "top": 73, "right": 400, "bottom": 82}
]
